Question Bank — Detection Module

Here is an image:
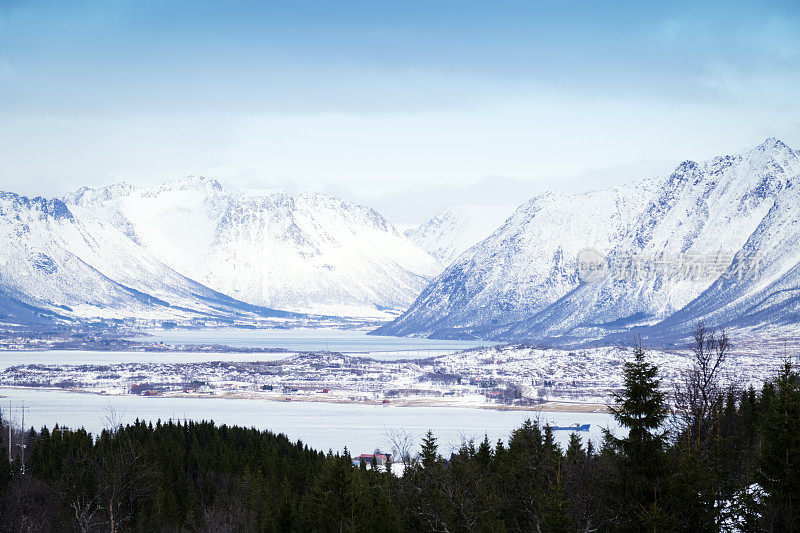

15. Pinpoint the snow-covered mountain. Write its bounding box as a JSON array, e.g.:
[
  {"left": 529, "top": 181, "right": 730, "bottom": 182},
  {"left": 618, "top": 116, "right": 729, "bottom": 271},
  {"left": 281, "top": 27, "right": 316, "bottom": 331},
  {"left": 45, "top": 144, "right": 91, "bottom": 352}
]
[
  {"left": 5, "top": 139, "right": 798, "bottom": 338},
  {"left": 376, "top": 139, "right": 800, "bottom": 342},
  {"left": 0, "top": 191, "right": 296, "bottom": 323},
  {"left": 405, "top": 205, "right": 516, "bottom": 266},
  {"left": 64, "top": 177, "right": 441, "bottom": 318},
  {"left": 653, "top": 139, "right": 800, "bottom": 335}
]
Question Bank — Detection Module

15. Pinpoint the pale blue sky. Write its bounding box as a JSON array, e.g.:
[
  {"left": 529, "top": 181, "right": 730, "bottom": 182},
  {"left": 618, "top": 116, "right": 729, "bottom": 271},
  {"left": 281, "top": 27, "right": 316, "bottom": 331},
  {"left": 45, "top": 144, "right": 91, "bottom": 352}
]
[{"left": 1, "top": 1, "right": 799, "bottom": 222}]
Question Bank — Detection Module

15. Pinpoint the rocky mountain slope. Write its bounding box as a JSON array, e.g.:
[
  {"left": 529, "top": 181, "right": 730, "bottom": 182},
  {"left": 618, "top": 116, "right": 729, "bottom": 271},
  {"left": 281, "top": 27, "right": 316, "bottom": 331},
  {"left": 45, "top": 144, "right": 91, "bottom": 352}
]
[
  {"left": 0, "top": 191, "right": 296, "bottom": 324},
  {"left": 64, "top": 178, "right": 441, "bottom": 318},
  {"left": 376, "top": 139, "right": 800, "bottom": 342}
]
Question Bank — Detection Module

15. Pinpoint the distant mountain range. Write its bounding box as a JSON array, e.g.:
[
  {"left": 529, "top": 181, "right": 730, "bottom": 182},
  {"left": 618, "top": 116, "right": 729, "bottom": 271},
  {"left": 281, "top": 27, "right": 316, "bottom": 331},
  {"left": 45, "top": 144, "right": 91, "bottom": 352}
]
[
  {"left": 3, "top": 139, "right": 799, "bottom": 344},
  {"left": 0, "top": 189, "right": 295, "bottom": 326},
  {"left": 376, "top": 138, "right": 800, "bottom": 344},
  {"left": 405, "top": 205, "right": 516, "bottom": 266},
  {"left": 0, "top": 178, "right": 441, "bottom": 324}
]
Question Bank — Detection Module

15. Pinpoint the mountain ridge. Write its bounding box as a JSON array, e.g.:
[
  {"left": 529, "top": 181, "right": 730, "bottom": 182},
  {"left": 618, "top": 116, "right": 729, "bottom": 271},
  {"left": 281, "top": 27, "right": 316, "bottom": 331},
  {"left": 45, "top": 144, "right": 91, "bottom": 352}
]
[
  {"left": 405, "top": 205, "right": 517, "bottom": 266},
  {"left": 0, "top": 188, "right": 300, "bottom": 325},
  {"left": 375, "top": 138, "right": 800, "bottom": 343},
  {"left": 63, "top": 177, "right": 441, "bottom": 318}
]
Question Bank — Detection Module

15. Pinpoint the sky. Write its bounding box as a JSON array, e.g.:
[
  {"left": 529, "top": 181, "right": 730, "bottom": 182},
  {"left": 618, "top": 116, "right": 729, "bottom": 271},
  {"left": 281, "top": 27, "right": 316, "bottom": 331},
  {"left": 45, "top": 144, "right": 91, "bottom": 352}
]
[{"left": 1, "top": 0, "right": 799, "bottom": 224}]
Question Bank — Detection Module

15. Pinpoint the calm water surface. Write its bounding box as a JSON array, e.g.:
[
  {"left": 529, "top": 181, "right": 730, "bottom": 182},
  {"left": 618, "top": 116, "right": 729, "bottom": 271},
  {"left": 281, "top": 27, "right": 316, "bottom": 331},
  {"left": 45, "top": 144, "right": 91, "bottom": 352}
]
[
  {"left": 2, "top": 328, "right": 607, "bottom": 455},
  {"left": 0, "top": 387, "right": 616, "bottom": 455},
  {"left": 132, "top": 327, "right": 496, "bottom": 359},
  {"left": 0, "top": 350, "right": 290, "bottom": 370}
]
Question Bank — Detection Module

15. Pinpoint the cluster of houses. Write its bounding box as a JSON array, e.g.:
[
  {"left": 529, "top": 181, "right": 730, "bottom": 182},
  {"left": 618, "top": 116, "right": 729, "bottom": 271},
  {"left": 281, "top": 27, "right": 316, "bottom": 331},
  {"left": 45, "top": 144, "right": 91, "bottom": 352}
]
[
  {"left": 129, "top": 382, "right": 207, "bottom": 396},
  {"left": 351, "top": 453, "right": 392, "bottom": 468}
]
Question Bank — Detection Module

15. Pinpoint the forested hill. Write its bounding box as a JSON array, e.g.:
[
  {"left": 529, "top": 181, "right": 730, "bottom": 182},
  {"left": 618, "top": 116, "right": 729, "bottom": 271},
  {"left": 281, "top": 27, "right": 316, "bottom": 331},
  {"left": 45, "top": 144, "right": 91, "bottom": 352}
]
[{"left": 2, "top": 349, "right": 800, "bottom": 531}]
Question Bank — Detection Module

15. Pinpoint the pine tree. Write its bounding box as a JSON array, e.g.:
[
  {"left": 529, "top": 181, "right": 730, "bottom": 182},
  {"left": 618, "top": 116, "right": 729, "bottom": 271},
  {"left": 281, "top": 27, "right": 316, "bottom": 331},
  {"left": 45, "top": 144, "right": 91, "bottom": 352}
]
[
  {"left": 404, "top": 430, "right": 451, "bottom": 531},
  {"left": 420, "top": 430, "right": 439, "bottom": 469},
  {"left": 385, "top": 452, "right": 393, "bottom": 474},
  {"left": 565, "top": 433, "right": 585, "bottom": 463},
  {"left": 541, "top": 479, "right": 574, "bottom": 533},
  {"left": 758, "top": 361, "right": 800, "bottom": 531},
  {"left": 606, "top": 342, "right": 670, "bottom": 529},
  {"left": 476, "top": 435, "right": 493, "bottom": 467}
]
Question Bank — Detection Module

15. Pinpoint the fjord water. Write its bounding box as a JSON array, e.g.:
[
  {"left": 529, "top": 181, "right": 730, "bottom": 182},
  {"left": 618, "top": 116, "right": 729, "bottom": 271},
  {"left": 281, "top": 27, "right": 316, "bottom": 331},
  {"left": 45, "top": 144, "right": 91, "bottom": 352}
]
[
  {"left": 0, "top": 350, "right": 291, "bottom": 370},
  {"left": 0, "top": 387, "right": 617, "bottom": 455},
  {"left": 131, "top": 327, "right": 496, "bottom": 359},
  {"left": 0, "top": 327, "right": 570, "bottom": 456},
  {"left": 1, "top": 328, "right": 495, "bottom": 370}
]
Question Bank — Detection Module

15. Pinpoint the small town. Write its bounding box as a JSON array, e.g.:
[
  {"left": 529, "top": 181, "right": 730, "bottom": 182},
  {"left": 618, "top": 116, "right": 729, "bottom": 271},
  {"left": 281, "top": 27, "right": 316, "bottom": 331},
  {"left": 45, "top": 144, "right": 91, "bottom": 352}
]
[{"left": 1, "top": 342, "right": 788, "bottom": 411}]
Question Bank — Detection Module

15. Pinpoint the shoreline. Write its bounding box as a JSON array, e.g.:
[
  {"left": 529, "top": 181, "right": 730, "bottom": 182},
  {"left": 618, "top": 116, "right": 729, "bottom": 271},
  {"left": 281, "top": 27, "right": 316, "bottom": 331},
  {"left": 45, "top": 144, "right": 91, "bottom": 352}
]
[{"left": 0, "top": 385, "right": 611, "bottom": 414}]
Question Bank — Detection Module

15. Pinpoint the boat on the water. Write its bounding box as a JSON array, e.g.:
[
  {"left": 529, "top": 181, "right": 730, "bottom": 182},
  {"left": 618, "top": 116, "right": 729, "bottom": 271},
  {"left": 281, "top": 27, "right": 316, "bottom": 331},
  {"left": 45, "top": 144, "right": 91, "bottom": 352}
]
[{"left": 548, "top": 423, "right": 590, "bottom": 431}]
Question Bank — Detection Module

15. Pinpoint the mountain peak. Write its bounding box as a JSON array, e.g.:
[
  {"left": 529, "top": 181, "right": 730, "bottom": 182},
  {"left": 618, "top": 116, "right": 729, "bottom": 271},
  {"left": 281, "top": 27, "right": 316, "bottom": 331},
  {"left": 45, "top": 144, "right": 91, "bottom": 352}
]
[
  {"left": 0, "top": 192, "right": 74, "bottom": 221},
  {"left": 380, "top": 139, "right": 800, "bottom": 341},
  {"left": 406, "top": 204, "right": 516, "bottom": 266},
  {"left": 751, "top": 137, "right": 794, "bottom": 157},
  {"left": 63, "top": 182, "right": 135, "bottom": 206},
  {"left": 159, "top": 175, "right": 224, "bottom": 193}
]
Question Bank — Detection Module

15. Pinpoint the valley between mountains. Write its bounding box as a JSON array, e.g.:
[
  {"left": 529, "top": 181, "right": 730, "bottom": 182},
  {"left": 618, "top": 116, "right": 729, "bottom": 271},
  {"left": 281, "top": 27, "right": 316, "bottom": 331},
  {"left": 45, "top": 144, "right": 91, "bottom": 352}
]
[{"left": 2, "top": 139, "right": 800, "bottom": 412}]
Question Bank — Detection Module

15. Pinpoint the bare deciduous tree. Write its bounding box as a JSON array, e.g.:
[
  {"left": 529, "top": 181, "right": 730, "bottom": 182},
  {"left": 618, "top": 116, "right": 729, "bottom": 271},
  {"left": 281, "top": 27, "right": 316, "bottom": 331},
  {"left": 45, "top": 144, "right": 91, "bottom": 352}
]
[
  {"left": 103, "top": 402, "right": 125, "bottom": 434},
  {"left": 96, "top": 436, "right": 154, "bottom": 533},
  {"left": 384, "top": 427, "right": 415, "bottom": 469},
  {"left": 673, "top": 322, "right": 731, "bottom": 446},
  {"left": 70, "top": 495, "right": 101, "bottom": 533}
]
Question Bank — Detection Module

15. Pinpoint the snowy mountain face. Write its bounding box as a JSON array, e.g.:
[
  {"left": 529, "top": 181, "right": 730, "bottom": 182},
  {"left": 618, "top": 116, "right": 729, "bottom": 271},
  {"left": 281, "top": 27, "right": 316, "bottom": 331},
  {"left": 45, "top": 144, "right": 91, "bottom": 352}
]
[
  {"left": 654, "top": 140, "right": 800, "bottom": 335},
  {"left": 64, "top": 178, "right": 441, "bottom": 318},
  {"left": 0, "top": 191, "right": 296, "bottom": 323},
  {"left": 376, "top": 139, "right": 800, "bottom": 342},
  {"left": 5, "top": 139, "right": 798, "bottom": 338},
  {"left": 405, "top": 205, "right": 516, "bottom": 266}
]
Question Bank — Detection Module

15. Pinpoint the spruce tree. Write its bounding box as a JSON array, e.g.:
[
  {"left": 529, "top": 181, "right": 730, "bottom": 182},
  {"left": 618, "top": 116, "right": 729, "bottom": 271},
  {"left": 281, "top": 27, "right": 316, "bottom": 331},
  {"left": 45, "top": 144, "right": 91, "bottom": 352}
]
[
  {"left": 476, "top": 435, "right": 493, "bottom": 467},
  {"left": 406, "top": 430, "right": 449, "bottom": 531},
  {"left": 606, "top": 342, "right": 670, "bottom": 529},
  {"left": 758, "top": 361, "right": 800, "bottom": 531},
  {"left": 565, "top": 433, "right": 585, "bottom": 463},
  {"left": 420, "top": 430, "right": 439, "bottom": 469}
]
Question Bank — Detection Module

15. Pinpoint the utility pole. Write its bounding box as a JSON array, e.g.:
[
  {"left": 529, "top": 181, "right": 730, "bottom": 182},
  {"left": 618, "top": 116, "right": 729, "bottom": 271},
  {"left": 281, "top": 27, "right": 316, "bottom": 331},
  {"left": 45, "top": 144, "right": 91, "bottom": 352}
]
[
  {"left": 8, "top": 400, "right": 11, "bottom": 463},
  {"left": 20, "top": 401, "right": 25, "bottom": 469}
]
